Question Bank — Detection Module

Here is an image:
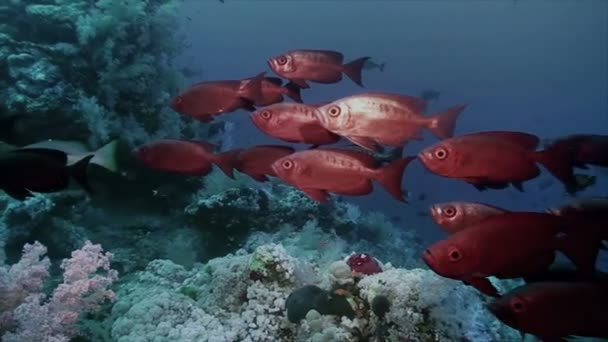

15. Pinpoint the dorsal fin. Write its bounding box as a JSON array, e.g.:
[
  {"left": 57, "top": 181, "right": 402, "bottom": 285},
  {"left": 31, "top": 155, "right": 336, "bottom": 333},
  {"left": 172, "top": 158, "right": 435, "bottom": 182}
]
[{"left": 462, "top": 131, "right": 540, "bottom": 150}]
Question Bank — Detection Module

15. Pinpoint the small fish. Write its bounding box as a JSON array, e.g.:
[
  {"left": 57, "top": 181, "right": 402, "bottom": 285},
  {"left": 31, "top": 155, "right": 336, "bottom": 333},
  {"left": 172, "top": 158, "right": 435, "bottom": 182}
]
[
  {"left": 267, "top": 49, "right": 370, "bottom": 89},
  {"left": 231, "top": 145, "right": 295, "bottom": 182},
  {"left": 170, "top": 72, "right": 265, "bottom": 122},
  {"left": 250, "top": 77, "right": 302, "bottom": 106},
  {"left": 0, "top": 148, "right": 94, "bottom": 200},
  {"left": 315, "top": 92, "right": 466, "bottom": 151},
  {"left": 271, "top": 148, "right": 414, "bottom": 203},
  {"left": 418, "top": 131, "right": 577, "bottom": 192},
  {"left": 428, "top": 201, "right": 509, "bottom": 234},
  {"left": 250, "top": 103, "right": 340, "bottom": 146},
  {"left": 363, "top": 59, "right": 386, "bottom": 72},
  {"left": 419, "top": 89, "right": 440, "bottom": 102},
  {"left": 487, "top": 282, "right": 608, "bottom": 340},
  {"left": 133, "top": 140, "right": 240, "bottom": 178}
]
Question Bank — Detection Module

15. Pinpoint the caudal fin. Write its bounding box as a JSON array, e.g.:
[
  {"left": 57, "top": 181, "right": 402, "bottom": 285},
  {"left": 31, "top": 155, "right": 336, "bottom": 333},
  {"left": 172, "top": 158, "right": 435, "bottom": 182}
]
[
  {"left": 213, "top": 149, "right": 242, "bottom": 179},
  {"left": 374, "top": 156, "right": 415, "bottom": 202},
  {"left": 69, "top": 154, "right": 95, "bottom": 194},
  {"left": 533, "top": 143, "right": 577, "bottom": 190},
  {"left": 284, "top": 82, "right": 303, "bottom": 103},
  {"left": 342, "top": 57, "right": 371, "bottom": 87},
  {"left": 241, "top": 72, "right": 266, "bottom": 101},
  {"left": 427, "top": 104, "right": 466, "bottom": 140},
  {"left": 92, "top": 139, "right": 120, "bottom": 173}
]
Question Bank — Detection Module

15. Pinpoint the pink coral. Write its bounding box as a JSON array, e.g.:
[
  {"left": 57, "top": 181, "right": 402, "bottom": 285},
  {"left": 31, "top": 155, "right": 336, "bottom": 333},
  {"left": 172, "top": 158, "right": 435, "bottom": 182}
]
[{"left": 346, "top": 253, "right": 382, "bottom": 275}]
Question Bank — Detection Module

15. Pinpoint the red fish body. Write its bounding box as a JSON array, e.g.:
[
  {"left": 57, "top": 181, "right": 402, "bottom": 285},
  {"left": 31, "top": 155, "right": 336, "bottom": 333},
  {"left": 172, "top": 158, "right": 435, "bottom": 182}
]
[
  {"left": 429, "top": 201, "right": 509, "bottom": 234},
  {"left": 252, "top": 77, "right": 302, "bottom": 106},
  {"left": 418, "top": 131, "right": 576, "bottom": 191},
  {"left": 251, "top": 103, "right": 340, "bottom": 146},
  {"left": 315, "top": 92, "right": 465, "bottom": 151},
  {"left": 231, "top": 145, "right": 295, "bottom": 182},
  {"left": 422, "top": 212, "right": 599, "bottom": 280},
  {"left": 547, "top": 134, "right": 608, "bottom": 168},
  {"left": 549, "top": 197, "right": 608, "bottom": 241},
  {"left": 270, "top": 148, "right": 414, "bottom": 203},
  {"left": 170, "top": 72, "right": 265, "bottom": 122},
  {"left": 267, "top": 49, "right": 370, "bottom": 88},
  {"left": 133, "top": 140, "right": 239, "bottom": 178},
  {"left": 488, "top": 282, "right": 608, "bottom": 340}
]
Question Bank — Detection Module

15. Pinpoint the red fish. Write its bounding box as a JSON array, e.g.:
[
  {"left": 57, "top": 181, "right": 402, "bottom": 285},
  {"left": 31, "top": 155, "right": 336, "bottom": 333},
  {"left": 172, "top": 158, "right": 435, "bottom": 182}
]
[
  {"left": 133, "top": 140, "right": 240, "bottom": 178},
  {"left": 429, "top": 201, "right": 509, "bottom": 234},
  {"left": 250, "top": 103, "right": 340, "bottom": 146},
  {"left": 487, "top": 282, "right": 608, "bottom": 340},
  {"left": 231, "top": 145, "right": 295, "bottom": 182},
  {"left": 251, "top": 77, "right": 302, "bottom": 106},
  {"left": 170, "top": 72, "right": 265, "bottom": 122},
  {"left": 549, "top": 197, "right": 608, "bottom": 241},
  {"left": 270, "top": 148, "right": 414, "bottom": 203},
  {"left": 315, "top": 92, "right": 466, "bottom": 151},
  {"left": 418, "top": 131, "right": 577, "bottom": 191},
  {"left": 422, "top": 212, "right": 599, "bottom": 281},
  {"left": 267, "top": 49, "right": 370, "bottom": 89},
  {"left": 546, "top": 134, "right": 608, "bottom": 168}
]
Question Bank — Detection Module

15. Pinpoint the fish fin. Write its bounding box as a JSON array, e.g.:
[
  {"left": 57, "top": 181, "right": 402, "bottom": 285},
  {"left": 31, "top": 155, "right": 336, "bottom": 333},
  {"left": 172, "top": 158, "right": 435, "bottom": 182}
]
[
  {"left": 426, "top": 104, "right": 467, "bottom": 140},
  {"left": 342, "top": 57, "right": 370, "bottom": 87},
  {"left": 264, "top": 77, "right": 283, "bottom": 86},
  {"left": 347, "top": 136, "right": 381, "bottom": 152},
  {"left": 379, "top": 62, "right": 386, "bottom": 72},
  {"left": 12, "top": 148, "right": 68, "bottom": 165},
  {"left": 248, "top": 174, "right": 269, "bottom": 183},
  {"left": 283, "top": 81, "right": 303, "bottom": 103},
  {"left": 213, "top": 149, "right": 242, "bottom": 179},
  {"left": 3, "top": 187, "right": 34, "bottom": 201},
  {"left": 511, "top": 181, "right": 524, "bottom": 192},
  {"left": 556, "top": 231, "right": 601, "bottom": 275},
  {"left": 240, "top": 98, "right": 257, "bottom": 112},
  {"left": 374, "top": 156, "right": 415, "bottom": 202},
  {"left": 533, "top": 143, "right": 577, "bottom": 190},
  {"left": 301, "top": 188, "right": 329, "bottom": 203},
  {"left": 69, "top": 154, "right": 95, "bottom": 194},
  {"left": 241, "top": 71, "right": 266, "bottom": 101},
  {"left": 91, "top": 139, "right": 120, "bottom": 173},
  {"left": 289, "top": 79, "right": 310, "bottom": 89},
  {"left": 462, "top": 277, "right": 500, "bottom": 297}
]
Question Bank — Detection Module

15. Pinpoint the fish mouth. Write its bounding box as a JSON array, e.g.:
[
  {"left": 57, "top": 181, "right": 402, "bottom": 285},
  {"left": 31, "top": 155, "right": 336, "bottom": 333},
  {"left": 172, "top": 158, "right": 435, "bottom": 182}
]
[{"left": 421, "top": 248, "right": 436, "bottom": 269}]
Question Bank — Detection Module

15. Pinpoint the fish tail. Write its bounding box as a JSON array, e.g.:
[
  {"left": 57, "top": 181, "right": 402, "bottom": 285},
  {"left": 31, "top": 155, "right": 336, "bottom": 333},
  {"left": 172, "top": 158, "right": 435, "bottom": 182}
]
[
  {"left": 342, "top": 57, "right": 371, "bottom": 87},
  {"left": 69, "top": 154, "right": 95, "bottom": 194},
  {"left": 92, "top": 139, "right": 120, "bottom": 173},
  {"left": 557, "top": 229, "right": 601, "bottom": 275},
  {"left": 374, "top": 156, "right": 415, "bottom": 202},
  {"left": 426, "top": 104, "right": 467, "bottom": 140},
  {"left": 242, "top": 71, "right": 266, "bottom": 101},
  {"left": 213, "top": 148, "right": 242, "bottom": 179},
  {"left": 283, "top": 81, "right": 303, "bottom": 103},
  {"left": 533, "top": 143, "right": 577, "bottom": 190}
]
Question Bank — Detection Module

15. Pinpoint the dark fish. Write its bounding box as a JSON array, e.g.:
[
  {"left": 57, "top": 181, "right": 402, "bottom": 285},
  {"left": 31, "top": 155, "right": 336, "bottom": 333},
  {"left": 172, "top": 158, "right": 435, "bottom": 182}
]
[
  {"left": 0, "top": 148, "right": 94, "bottom": 200},
  {"left": 546, "top": 134, "right": 608, "bottom": 168},
  {"left": 170, "top": 72, "right": 265, "bottom": 122},
  {"left": 267, "top": 49, "right": 370, "bottom": 89},
  {"left": 487, "top": 282, "right": 608, "bottom": 340},
  {"left": 418, "top": 131, "right": 577, "bottom": 192},
  {"left": 231, "top": 145, "right": 295, "bottom": 182},
  {"left": 271, "top": 148, "right": 414, "bottom": 203},
  {"left": 419, "top": 89, "right": 440, "bottom": 102},
  {"left": 315, "top": 92, "right": 466, "bottom": 151}
]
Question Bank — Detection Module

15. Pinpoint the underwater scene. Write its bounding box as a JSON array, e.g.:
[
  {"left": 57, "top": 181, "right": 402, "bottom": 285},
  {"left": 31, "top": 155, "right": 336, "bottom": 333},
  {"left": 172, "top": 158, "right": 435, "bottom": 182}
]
[{"left": 1, "top": 0, "right": 607, "bottom": 341}]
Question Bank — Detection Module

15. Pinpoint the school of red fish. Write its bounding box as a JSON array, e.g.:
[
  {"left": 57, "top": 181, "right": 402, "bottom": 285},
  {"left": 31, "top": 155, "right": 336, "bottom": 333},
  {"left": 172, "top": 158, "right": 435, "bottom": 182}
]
[{"left": 133, "top": 49, "right": 608, "bottom": 341}]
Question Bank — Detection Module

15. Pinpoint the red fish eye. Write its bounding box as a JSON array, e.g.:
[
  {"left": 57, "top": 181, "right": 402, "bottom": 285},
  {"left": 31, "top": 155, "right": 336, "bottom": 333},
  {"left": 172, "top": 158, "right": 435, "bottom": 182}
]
[
  {"left": 434, "top": 148, "right": 448, "bottom": 160},
  {"left": 282, "top": 160, "right": 293, "bottom": 169},
  {"left": 510, "top": 298, "right": 526, "bottom": 313},
  {"left": 261, "top": 110, "right": 271, "bottom": 119},
  {"left": 443, "top": 205, "right": 456, "bottom": 217},
  {"left": 277, "top": 56, "right": 287, "bottom": 65},
  {"left": 328, "top": 106, "right": 341, "bottom": 117},
  {"left": 176, "top": 96, "right": 183, "bottom": 104},
  {"left": 448, "top": 248, "right": 461, "bottom": 262}
]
